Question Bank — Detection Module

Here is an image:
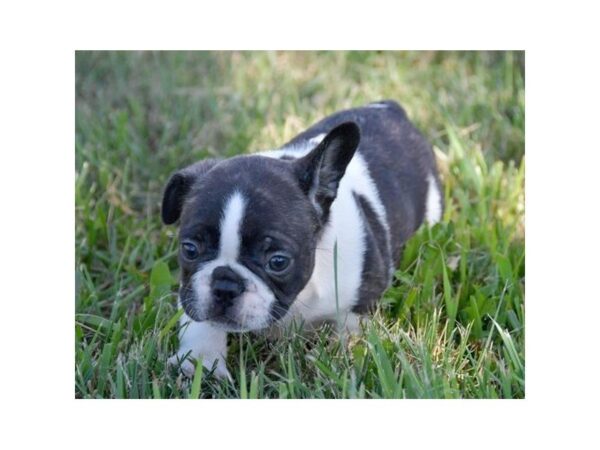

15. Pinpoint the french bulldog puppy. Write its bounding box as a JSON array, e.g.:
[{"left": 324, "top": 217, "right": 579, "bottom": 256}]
[{"left": 162, "top": 100, "right": 443, "bottom": 379}]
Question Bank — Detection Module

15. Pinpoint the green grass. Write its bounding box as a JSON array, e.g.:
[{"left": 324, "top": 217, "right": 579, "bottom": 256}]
[{"left": 75, "top": 51, "right": 525, "bottom": 399}]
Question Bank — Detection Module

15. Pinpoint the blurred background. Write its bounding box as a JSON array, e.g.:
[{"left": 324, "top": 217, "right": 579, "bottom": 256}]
[{"left": 76, "top": 51, "right": 524, "bottom": 196}]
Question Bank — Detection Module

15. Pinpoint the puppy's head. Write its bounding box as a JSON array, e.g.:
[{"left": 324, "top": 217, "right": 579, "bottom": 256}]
[{"left": 161, "top": 122, "right": 360, "bottom": 331}]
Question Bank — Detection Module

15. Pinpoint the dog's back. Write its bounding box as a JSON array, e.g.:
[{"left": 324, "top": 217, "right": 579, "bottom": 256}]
[
  {"left": 274, "top": 100, "right": 443, "bottom": 316},
  {"left": 286, "top": 100, "right": 442, "bottom": 245}
]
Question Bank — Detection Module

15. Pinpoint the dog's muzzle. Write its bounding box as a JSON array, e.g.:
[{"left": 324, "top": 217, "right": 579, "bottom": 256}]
[{"left": 211, "top": 265, "right": 245, "bottom": 306}]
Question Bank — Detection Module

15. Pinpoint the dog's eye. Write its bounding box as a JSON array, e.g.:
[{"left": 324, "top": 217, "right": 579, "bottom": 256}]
[
  {"left": 267, "top": 254, "right": 291, "bottom": 273},
  {"left": 181, "top": 241, "right": 201, "bottom": 260}
]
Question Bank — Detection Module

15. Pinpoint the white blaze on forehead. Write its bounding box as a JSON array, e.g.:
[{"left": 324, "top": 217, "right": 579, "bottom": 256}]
[{"left": 218, "top": 191, "right": 247, "bottom": 261}]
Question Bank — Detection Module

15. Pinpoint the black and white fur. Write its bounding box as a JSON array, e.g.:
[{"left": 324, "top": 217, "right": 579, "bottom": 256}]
[{"left": 162, "top": 100, "right": 443, "bottom": 378}]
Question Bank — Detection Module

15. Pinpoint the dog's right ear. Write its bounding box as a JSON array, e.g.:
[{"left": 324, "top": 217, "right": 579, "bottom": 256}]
[{"left": 161, "top": 159, "right": 219, "bottom": 224}]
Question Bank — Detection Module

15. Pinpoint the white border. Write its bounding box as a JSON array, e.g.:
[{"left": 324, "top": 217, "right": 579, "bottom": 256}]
[{"left": 2, "top": 0, "right": 600, "bottom": 448}]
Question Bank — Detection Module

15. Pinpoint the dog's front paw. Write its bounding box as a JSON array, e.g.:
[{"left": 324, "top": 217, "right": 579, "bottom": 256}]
[
  {"left": 167, "top": 353, "right": 197, "bottom": 378},
  {"left": 211, "top": 360, "right": 233, "bottom": 382},
  {"left": 167, "top": 352, "right": 232, "bottom": 382}
]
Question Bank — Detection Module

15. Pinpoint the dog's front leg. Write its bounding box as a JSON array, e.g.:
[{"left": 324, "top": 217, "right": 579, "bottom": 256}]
[{"left": 168, "top": 314, "right": 231, "bottom": 381}]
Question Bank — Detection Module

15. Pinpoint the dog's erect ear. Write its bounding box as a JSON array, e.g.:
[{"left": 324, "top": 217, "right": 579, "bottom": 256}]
[
  {"left": 294, "top": 122, "right": 360, "bottom": 222},
  {"left": 161, "top": 159, "right": 219, "bottom": 224}
]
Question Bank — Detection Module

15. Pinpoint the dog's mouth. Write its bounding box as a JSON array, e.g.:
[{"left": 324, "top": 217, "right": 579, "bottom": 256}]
[
  {"left": 179, "top": 293, "right": 274, "bottom": 332},
  {"left": 209, "top": 314, "right": 251, "bottom": 332},
  {"left": 183, "top": 305, "right": 244, "bottom": 330}
]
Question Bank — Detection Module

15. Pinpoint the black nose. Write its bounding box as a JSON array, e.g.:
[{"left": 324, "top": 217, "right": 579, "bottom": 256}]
[{"left": 211, "top": 266, "right": 244, "bottom": 305}]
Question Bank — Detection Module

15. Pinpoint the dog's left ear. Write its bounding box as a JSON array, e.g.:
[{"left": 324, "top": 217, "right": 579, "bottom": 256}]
[{"left": 294, "top": 122, "right": 360, "bottom": 222}]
